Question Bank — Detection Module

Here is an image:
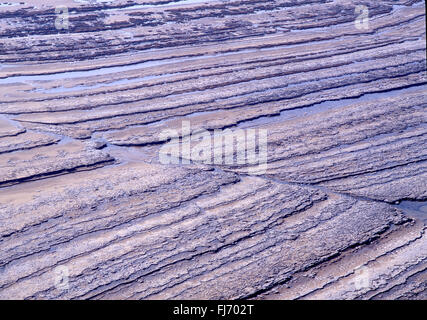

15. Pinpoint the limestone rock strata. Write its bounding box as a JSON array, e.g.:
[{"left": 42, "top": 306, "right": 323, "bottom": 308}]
[
  {"left": 0, "top": 163, "right": 408, "bottom": 299},
  {"left": 0, "top": 141, "right": 113, "bottom": 186},
  {"left": 221, "top": 89, "right": 427, "bottom": 203},
  {"left": 0, "top": 0, "right": 425, "bottom": 300}
]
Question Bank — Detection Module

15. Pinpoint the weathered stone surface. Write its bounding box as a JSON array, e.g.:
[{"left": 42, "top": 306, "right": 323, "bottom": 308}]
[
  {"left": 0, "top": 117, "right": 25, "bottom": 138},
  {"left": 0, "top": 141, "right": 113, "bottom": 186},
  {"left": 215, "top": 89, "right": 427, "bottom": 203},
  {"left": 0, "top": 164, "right": 408, "bottom": 299},
  {"left": 0, "top": 1, "right": 425, "bottom": 140},
  {"left": 0, "top": 131, "right": 59, "bottom": 154},
  {"left": 258, "top": 221, "right": 426, "bottom": 300},
  {"left": 0, "top": 0, "right": 425, "bottom": 300}
]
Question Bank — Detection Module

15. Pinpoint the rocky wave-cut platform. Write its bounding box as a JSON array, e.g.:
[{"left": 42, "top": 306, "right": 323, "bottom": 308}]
[{"left": 0, "top": 0, "right": 425, "bottom": 300}]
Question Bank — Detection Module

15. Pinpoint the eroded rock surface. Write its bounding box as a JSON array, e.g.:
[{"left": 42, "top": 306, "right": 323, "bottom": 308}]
[{"left": 0, "top": 0, "right": 425, "bottom": 300}]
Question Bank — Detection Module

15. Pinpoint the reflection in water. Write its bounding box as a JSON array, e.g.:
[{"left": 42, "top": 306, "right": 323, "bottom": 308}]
[{"left": 396, "top": 200, "right": 427, "bottom": 223}]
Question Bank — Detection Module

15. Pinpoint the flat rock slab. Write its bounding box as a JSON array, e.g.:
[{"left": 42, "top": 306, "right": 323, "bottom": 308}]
[
  {"left": 1, "top": 2, "right": 425, "bottom": 140},
  {"left": 259, "top": 221, "right": 426, "bottom": 300},
  {"left": 0, "top": 162, "right": 408, "bottom": 299},
  {"left": 0, "top": 131, "right": 59, "bottom": 154},
  {"left": 0, "top": 141, "right": 113, "bottom": 186},
  {"left": 0, "top": 117, "right": 25, "bottom": 138},
  {"left": 218, "top": 89, "right": 427, "bottom": 203}
]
